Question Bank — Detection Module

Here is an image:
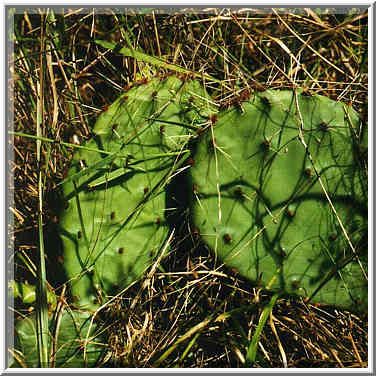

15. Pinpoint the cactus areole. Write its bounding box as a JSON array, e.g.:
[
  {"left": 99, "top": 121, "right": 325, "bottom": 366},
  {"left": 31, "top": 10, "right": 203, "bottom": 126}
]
[{"left": 189, "top": 89, "right": 367, "bottom": 311}]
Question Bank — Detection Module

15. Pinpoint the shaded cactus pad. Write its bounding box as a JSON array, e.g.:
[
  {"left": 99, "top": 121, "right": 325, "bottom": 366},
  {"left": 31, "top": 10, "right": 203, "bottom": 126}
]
[
  {"left": 189, "top": 89, "right": 367, "bottom": 311},
  {"left": 12, "top": 310, "right": 105, "bottom": 367},
  {"left": 59, "top": 75, "right": 213, "bottom": 309}
]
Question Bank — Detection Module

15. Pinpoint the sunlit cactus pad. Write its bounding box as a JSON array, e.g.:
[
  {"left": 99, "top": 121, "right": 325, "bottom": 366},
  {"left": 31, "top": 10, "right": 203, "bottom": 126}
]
[
  {"left": 94, "top": 73, "right": 214, "bottom": 161},
  {"left": 59, "top": 75, "right": 214, "bottom": 309},
  {"left": 12, "top": 310, "right": 104, "bottom": 367},
  {"left": 189, "top": 89, "right": 367, "bottom": 311}
]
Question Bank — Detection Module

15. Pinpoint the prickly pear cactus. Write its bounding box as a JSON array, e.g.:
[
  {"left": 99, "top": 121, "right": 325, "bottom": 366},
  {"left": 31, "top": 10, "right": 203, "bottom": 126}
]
[
  {"left": 12, "top": 310, "right": 104, "bottom": 367},
  {"left": 189, "top": 89, "right": 367, "bottom": 311},
  {"left": 9, "top": 280, "right": 57, "bottom": 309},
  {"left": 59, "top": 75, "right": 214, "bottom": 309}
]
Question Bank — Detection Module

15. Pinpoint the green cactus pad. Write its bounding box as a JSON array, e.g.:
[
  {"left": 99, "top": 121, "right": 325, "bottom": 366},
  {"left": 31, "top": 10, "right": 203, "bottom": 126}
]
[
  {"left": 9, "top": 280, "right": 57, "bottom": 308},
  {"left": 189, "top": 89, "right": 367, "bottom": 311},
  {"left": 59, "top": 75, "right": 214, "bottom": 309},
  {"left": 93, "top": 74, "right": 214, "bottom": 162},
  {"left": 12, "top": 310, "right": 104, "bottom": 367}
]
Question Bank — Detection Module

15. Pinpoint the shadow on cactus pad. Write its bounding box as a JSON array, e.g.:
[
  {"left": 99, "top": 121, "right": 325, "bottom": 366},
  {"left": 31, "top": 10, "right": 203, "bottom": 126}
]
[
  {"left": 12, "top": 310, "right": 105, "bottom": 367},
  {"left": 189, "top": 89, "right": 367, "bottom": 312},
  {"left": 58, "top": 75, "right": 215, "bottom": 310}
]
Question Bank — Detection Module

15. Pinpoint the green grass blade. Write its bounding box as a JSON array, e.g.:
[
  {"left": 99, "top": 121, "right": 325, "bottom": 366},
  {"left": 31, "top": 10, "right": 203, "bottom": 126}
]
[
  {"left": 34, "top": 12, "right": 50, "bottom": 367},
  {"left": 95, "top": 39, "right": 222, "bottom": 84},
  {"left": 36, "top": 67, "right": 49, "bottom": 370},
  {"left": 9, "top": 131, "right": 115, "bottom": 155},
  {"left": 179, "top": 333, "right": 200, "bottom": 363},
  {"left": 245, "top": 293, "right": 279, "bottom": 367},
  {"left": 152, "top": 313, "right": 216, "bottom": 367},
  {"left": 87, "top": 150, "right": 189, "bottom": 188}
]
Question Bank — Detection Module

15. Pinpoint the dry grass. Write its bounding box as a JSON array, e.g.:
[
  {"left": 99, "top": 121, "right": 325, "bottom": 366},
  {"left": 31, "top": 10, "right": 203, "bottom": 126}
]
[{"left": 9, "top": 7, "right": 368, "bottom": 368}]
